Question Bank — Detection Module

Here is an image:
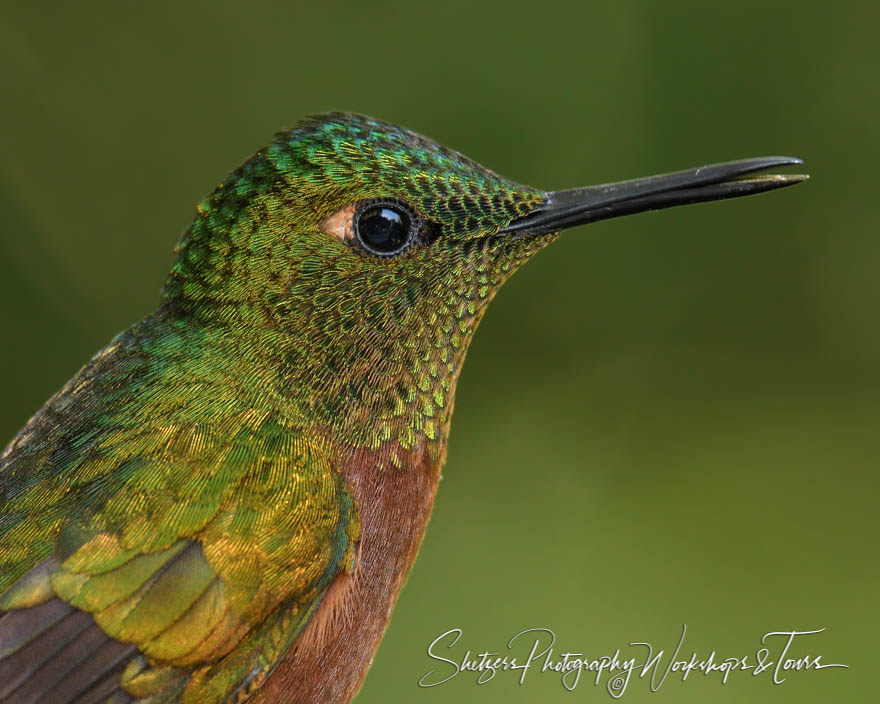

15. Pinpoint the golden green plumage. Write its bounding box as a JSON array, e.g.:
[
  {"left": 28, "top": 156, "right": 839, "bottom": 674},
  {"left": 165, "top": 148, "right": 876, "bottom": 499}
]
[{"left": 0, "top": 313, "right": 359, "bottom": 701}]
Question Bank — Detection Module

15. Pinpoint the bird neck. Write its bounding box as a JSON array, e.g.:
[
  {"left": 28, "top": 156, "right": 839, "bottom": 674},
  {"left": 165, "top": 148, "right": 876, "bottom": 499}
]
[{"left": 151, "top": 295, "right": 487, "bottom": 468}]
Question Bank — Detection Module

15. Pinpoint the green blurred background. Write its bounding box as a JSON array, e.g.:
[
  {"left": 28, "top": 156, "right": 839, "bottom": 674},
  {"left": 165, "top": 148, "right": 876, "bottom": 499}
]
[{"left": 2, "top": 1, "right": 876, "bottom": 701}]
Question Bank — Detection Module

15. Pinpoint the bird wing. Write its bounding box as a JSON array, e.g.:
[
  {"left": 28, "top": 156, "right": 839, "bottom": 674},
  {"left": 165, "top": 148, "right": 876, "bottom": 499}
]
[{"left": 0, "top": 331, "right": 359, "bottom": 703}]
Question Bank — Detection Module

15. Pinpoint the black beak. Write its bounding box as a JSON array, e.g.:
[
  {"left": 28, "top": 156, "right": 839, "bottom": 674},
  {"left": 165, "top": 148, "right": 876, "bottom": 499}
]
[{"left": 499, "top": 157, "right": 808, "bottom": 238}]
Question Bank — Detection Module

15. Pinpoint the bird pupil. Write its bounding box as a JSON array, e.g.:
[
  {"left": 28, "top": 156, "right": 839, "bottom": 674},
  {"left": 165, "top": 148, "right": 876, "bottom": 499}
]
[{"left": 358, "top": 206, "right": 410, "bottom": 253}]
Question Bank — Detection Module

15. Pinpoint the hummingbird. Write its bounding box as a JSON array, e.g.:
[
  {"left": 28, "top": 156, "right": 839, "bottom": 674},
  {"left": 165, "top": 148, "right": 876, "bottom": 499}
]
[{"left": 0, "top": 113, "right": 805, "bottom": 703}]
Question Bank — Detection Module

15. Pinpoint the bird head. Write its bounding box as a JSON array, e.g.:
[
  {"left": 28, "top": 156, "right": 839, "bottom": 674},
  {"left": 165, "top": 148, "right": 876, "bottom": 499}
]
[{"left": 162, "top": 113, "right": 805, "bottom": 464}]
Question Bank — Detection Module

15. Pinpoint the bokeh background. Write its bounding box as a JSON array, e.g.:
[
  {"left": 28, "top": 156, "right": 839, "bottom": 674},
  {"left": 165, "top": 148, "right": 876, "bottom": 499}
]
[{"left": 2, "top": 1, "right": 876, "bottom": 702}]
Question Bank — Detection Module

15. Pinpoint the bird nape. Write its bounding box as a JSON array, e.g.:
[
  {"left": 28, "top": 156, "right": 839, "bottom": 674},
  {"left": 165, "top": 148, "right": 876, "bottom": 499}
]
[{"left": 0, "top": 113, "right": 806, "bottom": 704}]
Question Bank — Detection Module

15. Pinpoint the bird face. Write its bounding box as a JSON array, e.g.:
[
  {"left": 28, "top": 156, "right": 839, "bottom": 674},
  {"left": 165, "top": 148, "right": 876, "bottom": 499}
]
[{"left": 163, "top": 113, "right": 804, "bottom": 463}]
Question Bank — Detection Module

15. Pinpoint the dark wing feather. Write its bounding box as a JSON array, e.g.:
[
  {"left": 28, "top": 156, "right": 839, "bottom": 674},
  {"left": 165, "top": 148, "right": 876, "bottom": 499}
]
[{"left": 0, "top": 602, "right": 135, "bottom": 704}]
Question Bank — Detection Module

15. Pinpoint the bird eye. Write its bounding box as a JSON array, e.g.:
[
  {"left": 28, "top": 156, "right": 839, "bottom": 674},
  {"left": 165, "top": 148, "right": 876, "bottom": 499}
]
[{"left": 355, "top": 200, "right": 417, "bottom": 256}]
